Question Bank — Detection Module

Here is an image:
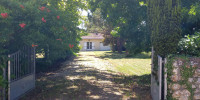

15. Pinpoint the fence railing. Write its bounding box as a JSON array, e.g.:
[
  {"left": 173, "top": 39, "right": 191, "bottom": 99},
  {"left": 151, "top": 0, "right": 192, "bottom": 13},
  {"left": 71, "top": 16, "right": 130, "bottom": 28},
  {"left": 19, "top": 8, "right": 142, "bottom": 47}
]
[{"left": 9, "top": 47, "right": 34, "bottom": 82}]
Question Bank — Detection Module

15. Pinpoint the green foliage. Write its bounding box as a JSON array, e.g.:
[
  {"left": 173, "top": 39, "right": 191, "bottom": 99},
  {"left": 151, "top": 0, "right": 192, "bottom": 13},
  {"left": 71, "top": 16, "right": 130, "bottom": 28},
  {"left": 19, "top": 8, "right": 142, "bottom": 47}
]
[
  {"left": 165, "top": 55, "right": 197, "bottom": 99},
  {"left": 87, "top": 0, "right": 151, "bottom": 54},
  {"left": 181, "top": 1, "right": 200, "bottom": 36},
  {"left": 147, "top": 0, "right": 182, "bottom": 57},
  {"left": 110, "top": 27, "right": 120, "bottom": 37},
  {"left": 0, "top": 0, "right": 85, "bottom": 85},
  {"left": 165, "top": 55, "right": 175, "bottom": 99},
  {"left": 0, "top": 75, "right": 6, "bottom": 88},
  {"left": 178, "top": 32, "right": 200, "bottom": 56},
  {"left": 85, "top": 8, "right": 108, "bottom": 33}
]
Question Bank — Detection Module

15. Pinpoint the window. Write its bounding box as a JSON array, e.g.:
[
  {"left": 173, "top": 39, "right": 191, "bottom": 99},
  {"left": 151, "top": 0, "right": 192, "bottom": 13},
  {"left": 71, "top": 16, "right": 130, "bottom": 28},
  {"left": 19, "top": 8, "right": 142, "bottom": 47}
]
[{"left": 87, "top": 42, "right": 92, "bottom": 49}]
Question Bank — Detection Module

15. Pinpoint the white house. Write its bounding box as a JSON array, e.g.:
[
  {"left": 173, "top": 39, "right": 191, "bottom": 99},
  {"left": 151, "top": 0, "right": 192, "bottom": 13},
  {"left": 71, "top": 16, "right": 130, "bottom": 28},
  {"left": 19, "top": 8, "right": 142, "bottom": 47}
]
[{"left": 80, "top": 33, "right": 111, "bottom": 51}]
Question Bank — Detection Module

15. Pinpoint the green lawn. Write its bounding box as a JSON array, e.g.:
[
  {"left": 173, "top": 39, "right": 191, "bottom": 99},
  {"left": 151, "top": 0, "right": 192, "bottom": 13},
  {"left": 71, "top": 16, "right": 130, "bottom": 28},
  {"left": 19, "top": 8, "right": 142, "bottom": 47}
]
[
  {"left": 94, "top": 51, "right": 152, "bottom": 99},
  {"left": 94, "top": 51, "right": 151, "bottom": 76}
]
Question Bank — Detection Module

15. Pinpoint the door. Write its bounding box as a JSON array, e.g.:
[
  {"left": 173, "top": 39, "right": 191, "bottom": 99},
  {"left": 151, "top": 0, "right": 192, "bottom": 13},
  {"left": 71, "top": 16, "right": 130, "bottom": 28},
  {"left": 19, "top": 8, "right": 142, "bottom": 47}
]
[{"left": 87, "top": 42, "right": 92, "bottom": 50}]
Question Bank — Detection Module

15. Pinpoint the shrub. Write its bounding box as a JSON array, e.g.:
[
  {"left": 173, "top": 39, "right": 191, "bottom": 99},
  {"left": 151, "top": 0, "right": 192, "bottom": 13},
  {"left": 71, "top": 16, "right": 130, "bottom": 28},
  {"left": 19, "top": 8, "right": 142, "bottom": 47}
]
[
  {"left": 147, "top": 0, "right": 182, "bottom": 57},
  {"left": 0, "top": 0, "right": 85, "bottom": 83},
  {"left": 178, "top": 32, "right": 200, "bottom": 56}
]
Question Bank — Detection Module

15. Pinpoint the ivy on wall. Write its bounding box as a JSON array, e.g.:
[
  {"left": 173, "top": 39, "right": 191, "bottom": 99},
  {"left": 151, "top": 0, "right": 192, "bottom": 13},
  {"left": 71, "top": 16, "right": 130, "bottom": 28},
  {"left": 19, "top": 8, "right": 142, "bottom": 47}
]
[{"left": 165, "top": 55, "right": 197, "bottom": 99}]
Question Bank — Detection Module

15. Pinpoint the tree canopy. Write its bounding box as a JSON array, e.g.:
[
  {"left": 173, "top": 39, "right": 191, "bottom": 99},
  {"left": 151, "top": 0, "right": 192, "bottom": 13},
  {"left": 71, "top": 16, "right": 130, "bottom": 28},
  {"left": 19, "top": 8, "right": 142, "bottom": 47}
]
[
  {"left": 0, "top": 0, "right": 86, "bottom": 86},
  {"left": 87, "top": 0, "right": 151, "bottom": 54}
]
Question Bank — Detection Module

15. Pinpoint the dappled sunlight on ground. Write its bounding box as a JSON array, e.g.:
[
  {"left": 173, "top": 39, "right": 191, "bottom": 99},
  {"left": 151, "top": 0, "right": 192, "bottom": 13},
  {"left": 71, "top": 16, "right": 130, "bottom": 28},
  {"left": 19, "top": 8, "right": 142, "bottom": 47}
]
[{"left": 20, "top": 51, "right": 151, "bottom": 100}]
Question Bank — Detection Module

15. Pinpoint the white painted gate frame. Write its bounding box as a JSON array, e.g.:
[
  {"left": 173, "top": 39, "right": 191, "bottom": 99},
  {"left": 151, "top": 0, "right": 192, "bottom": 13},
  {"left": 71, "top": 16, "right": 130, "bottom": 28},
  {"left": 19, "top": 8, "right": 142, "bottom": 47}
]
[
  {"left": 151, "top": 47, "right": 167, "bottom": 100},
  {"left": 7, "top": 47, "right": 36, "bottom": 100}
]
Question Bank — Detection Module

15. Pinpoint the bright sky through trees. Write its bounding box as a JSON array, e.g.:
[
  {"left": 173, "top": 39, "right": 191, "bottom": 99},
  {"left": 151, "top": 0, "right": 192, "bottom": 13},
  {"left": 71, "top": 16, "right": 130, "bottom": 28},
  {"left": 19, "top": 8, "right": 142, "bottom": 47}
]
[{"left": 78, "top": 9, "right": 90, "bottom": 29}]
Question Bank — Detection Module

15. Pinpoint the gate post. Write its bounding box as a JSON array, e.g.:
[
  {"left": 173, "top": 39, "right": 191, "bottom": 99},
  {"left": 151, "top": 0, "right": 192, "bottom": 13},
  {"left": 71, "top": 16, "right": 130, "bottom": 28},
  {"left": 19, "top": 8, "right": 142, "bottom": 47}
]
[
  {"left": 151, "top": 47, "right": 154, "bottom": 97},
  {"left": 8, "top": 55, "right": 11, "bottom": 100},
  {"left": 158, "top": 56, "right": 162, "bottom": 100},
  {"left": 164, "top": 58, "right": 167, "bottom": 99}
]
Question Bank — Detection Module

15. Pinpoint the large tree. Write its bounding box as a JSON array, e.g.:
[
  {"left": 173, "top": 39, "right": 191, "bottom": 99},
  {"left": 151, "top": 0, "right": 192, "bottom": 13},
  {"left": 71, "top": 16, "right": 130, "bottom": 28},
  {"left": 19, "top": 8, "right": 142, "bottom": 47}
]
[
  {"left": 181, "top": 0, "right": 200, "bottom": 36},
  {"left": 87, "top": 0, "right": 150, "bottom": 54},
  {"left": 85, "top": 9, "right": 119, "bottom": 52}
]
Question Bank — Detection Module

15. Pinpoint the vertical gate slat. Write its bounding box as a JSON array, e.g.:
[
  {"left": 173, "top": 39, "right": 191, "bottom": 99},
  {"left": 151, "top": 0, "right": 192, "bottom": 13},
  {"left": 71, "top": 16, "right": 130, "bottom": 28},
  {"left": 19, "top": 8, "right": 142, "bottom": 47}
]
[
  {"left": 12, "top": 55, "right": 14, "bottom": 81},
  {"left": 23, "top": 46, "right": 25, "bottom": 75},
  {"left": 28, "top": 47, "right": 30, "bottom": 74},
  {"left": 27, "top": 46, "right": 28, "bottom": 74},
  {"left": 10, "top": 56, "right": 12, "bottom": 81},
  {"left": 13, "top": 53, "right": 17, "bottom": 80},
  {"left": 151, "top": 47, "right": 154, "bottom": 98},
  {"left": 18, "top": 52, "right": 20, "bottom": 79},
  {"left": 8, "top": 55, "right": 11, "bottom": 100},
  {"left": 14, "top": 53, "right": 17, "bottom": 80},
  {"left": 164, "top": 58, "right": 167, "bottom": 99},
  {"left": 16, "top": 52, "right": 18, "bottom": 79},
  {"left": 13, "top": 55, "right": 15, "bottom": 81},
  {"left": 18, "top": 51, "right": 21, "bottom": 77},
  {"left": 15, "top": 54, "right": 17, "bottom": 80},
  {"left": 158, "top": 55, "right": 162, "bottom": 100},
  {"left": 23, "top": 50, "right": 24, "bottom": 76},
  {"left": 12, "top": 55, "right": 13, "bottom": 81},
  {"left": 25, "top": 46, "right": 27, "bottom": 75},
  {"left": 14, "top": 54, "right": 15, "bottom": 80},
  {"left": 27, "top": 47, "right": 29, "bottom": 74}
]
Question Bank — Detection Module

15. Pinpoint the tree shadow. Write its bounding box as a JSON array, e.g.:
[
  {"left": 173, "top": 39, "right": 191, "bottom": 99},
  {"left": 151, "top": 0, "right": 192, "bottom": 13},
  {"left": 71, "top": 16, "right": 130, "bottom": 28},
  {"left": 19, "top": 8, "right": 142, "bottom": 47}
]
[
  {"left": 20, "top": 63, "right": 151, "bottom": 100},
  {"left": 113, "top": 74, "right": 151, "bottom": 99}
]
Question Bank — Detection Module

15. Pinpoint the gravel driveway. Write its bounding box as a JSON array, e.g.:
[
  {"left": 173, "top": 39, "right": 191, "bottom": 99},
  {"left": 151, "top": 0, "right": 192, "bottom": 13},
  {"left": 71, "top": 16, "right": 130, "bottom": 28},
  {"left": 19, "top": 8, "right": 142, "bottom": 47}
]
[{"left": 20, "top": 52, "right": 151, "bottom": 100}]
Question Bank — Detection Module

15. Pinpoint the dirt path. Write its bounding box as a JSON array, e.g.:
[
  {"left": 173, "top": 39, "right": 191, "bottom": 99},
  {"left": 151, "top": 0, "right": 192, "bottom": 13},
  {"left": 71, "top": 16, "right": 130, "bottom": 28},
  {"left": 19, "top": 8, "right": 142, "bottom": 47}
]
[{"left": 21, "top": 52, "right": 151, "bottom": 100}]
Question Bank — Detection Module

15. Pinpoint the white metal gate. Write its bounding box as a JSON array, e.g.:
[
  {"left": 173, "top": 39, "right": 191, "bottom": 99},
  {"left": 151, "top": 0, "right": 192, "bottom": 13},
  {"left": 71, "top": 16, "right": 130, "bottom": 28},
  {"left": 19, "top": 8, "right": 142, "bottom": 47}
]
[
  {"left": 8, "top": 46, "right": 36, "bottom": 100},
  {"left": 151, "top": 47, "right": 167, "bottom": 100}
]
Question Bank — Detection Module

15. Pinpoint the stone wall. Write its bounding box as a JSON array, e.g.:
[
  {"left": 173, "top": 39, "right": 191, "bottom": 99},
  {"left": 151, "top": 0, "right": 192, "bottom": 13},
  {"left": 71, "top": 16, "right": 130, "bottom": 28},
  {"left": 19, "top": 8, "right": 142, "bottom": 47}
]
[{"left": 168, "top": 57, "right": 200, "bottom": 100}]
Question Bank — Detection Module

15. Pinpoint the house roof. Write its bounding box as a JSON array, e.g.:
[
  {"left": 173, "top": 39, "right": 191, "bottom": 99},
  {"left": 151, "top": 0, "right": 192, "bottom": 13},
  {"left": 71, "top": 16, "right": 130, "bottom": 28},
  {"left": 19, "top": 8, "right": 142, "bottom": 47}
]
[{"left": 81, "top": 33, "right": 104, "bottom": 40}]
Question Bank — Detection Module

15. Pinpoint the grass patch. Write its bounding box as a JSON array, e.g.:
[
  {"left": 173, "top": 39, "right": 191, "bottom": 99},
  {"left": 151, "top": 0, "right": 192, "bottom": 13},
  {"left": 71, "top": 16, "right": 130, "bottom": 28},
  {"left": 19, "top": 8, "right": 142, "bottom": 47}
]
[{"left": 94, "top": 51, "right": 151, "bottom": 76}]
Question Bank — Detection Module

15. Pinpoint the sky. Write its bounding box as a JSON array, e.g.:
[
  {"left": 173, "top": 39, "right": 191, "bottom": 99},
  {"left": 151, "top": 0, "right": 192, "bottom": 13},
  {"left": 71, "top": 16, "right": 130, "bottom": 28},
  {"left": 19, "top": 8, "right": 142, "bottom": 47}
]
[
  {"left": 81, "top": 10, "right": 88, "bottom": 16},
  {"left": 78, "top": 10, "right": 89, "bottom": 29}
]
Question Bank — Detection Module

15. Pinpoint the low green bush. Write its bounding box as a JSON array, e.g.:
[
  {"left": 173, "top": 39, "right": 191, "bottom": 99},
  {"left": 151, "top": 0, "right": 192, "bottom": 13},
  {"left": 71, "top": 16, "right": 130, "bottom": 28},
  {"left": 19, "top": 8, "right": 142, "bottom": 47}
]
[{"left": 178, "top": 32, "right": 200, "bottom": 56}]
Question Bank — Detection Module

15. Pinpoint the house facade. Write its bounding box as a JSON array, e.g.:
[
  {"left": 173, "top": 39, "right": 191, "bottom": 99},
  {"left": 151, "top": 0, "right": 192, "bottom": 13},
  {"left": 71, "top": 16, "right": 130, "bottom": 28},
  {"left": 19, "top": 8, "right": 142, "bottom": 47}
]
[{"left": 80, "top": 33, "right": 111, "bottom": 51}]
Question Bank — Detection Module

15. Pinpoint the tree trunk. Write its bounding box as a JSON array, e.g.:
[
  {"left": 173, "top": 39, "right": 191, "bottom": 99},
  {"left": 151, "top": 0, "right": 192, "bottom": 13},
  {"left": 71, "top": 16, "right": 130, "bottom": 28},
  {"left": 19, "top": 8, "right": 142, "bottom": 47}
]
[
  {"left": 112, "top": 44, "right": 116, "bottom": 52},
  {"left": 117, "top": 37, "right": 122, "bottom": 53}
]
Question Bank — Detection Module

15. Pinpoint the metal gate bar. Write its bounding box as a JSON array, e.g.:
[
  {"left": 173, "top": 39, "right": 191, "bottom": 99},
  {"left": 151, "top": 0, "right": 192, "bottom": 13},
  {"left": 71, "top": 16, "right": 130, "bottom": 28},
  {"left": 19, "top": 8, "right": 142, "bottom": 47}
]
[{"left": 8, "top": 46, "right": 35, "bottom": 100}]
